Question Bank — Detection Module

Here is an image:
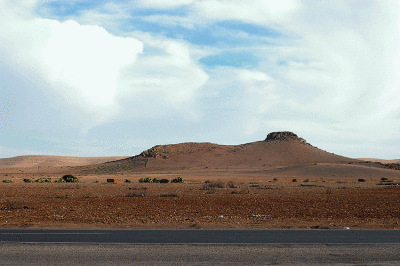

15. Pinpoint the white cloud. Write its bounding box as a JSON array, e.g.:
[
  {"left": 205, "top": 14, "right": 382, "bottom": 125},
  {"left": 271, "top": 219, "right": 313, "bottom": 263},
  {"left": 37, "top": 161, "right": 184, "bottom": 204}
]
[
  {"left": 137, "top": 0, "right": 194, "bottom": 9},
  {"left": 193, "top": 0, "right": 300, "bottom": 25},
  {"left": 0, "top": 2, "right": 143, "bottom": 126},
  {"left": 116, "top": 33, "right": 208, "bottom": 118}
]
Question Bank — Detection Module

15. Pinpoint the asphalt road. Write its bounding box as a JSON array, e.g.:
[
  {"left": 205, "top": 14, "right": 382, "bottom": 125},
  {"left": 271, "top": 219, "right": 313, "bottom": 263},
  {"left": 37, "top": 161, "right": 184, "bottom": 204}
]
[
  {"left": 1, "top": 229, "right": 400, "bottom": 244},
  {"left": 0, "top": 230, "right": 399, "bottom": 265}
]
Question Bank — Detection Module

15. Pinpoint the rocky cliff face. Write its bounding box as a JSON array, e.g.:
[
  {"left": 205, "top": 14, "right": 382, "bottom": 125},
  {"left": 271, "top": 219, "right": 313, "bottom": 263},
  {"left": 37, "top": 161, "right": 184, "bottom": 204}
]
[{"left": 265, "top": 131, "right": 307, "bottom": 144}]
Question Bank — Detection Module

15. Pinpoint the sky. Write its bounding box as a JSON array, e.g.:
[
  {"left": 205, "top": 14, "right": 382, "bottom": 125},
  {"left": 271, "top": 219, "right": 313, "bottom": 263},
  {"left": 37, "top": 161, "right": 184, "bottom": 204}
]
[{"left": 0, "top": 0, "right": 400, "bottom": 159}]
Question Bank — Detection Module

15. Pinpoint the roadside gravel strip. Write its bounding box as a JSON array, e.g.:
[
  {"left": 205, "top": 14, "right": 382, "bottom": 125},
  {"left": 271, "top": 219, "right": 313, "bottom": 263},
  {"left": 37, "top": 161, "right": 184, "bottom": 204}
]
[{"left": 0, "top": 243, "right": 399, "bottom": 265}]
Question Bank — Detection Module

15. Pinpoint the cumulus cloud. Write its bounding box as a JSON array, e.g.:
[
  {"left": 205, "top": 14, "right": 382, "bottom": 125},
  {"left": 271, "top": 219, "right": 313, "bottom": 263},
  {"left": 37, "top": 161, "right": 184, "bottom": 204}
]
[
  {"left": 0, "top": 0, "right": 209, "bottom": 133},
  {"left": 0, "top": 1, "right": 143, "bottom": 126},
  {"left": 116, "top": 33, "right": 208, "bottom": 119}
]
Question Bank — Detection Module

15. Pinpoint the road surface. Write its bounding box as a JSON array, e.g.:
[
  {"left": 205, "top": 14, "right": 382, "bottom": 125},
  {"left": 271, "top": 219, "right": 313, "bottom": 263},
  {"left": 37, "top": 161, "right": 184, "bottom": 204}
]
[{"left": 0, "top": 229, "right": 399, "bottom": 265}]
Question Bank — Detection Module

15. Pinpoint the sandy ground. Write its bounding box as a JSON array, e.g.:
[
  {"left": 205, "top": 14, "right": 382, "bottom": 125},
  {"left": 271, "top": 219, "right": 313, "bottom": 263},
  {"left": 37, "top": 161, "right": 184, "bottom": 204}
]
[{"left": 1, "top": 174, "right": 399, "bottom": 229}]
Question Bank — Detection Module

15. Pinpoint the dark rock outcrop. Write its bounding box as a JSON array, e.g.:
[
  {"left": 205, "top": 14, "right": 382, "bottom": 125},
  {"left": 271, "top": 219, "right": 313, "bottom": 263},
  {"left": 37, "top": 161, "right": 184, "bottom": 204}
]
[{"left": 265, "top": 131, "right": 307, "bottom": 144}]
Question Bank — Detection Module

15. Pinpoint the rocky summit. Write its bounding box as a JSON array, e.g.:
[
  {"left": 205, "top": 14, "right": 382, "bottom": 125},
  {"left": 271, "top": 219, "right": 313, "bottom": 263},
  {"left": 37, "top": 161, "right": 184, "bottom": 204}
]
[{"left": 265, "top": 131, "right": 307, "bottom": 144}]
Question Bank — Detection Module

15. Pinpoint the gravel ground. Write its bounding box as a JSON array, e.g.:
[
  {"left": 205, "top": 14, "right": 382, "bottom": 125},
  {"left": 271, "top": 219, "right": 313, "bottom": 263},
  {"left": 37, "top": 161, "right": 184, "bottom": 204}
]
[{"left": 0, "top": 179, "right": 399, "bottom": 229}]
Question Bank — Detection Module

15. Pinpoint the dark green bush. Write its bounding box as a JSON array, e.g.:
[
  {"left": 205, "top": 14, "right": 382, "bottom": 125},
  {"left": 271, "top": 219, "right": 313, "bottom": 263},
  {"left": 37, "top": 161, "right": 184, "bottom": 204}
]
[
  {"left": 292, "top": 178, "right": 297, "bottom": 182},
  {"left": 152, "top": 178, "right": 161, "bottom": 183},
  {"left": 60, "top": 175, "right": 79, "bottom": 183},
  {"left": 23, "top": 178, "right": 33, "bottom": 183},
  {"left": 171, "top": 176, "right": 184, "bottom": 183},
  {"left": 35, "top": 178, "right": 51, "bottom": 183},
  {"left": 139, "top": 177, "right": 153, "bottom": 183},
  {"left": 381, "top": 177, "right": 388, "bottom": 182},
  {"left": 125, "top": 179, "right": 131, "bottom": 183},
  {"left": 160, "top": 179, "right": 169, "bottom": 183},
  {"left": 2, "top": 179, "right": 12, "bottom": 183}
]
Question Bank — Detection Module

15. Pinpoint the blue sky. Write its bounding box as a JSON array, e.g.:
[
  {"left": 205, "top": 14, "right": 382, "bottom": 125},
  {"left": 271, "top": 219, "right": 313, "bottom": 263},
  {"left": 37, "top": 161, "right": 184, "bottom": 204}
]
[{"left": 1, "top": 0, "right": 400, "bottom": 159}]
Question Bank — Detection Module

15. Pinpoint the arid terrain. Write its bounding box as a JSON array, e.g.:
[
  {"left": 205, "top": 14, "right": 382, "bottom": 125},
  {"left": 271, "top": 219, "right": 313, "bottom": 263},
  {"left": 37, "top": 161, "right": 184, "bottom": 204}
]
[{"left": 1, "top": 132, "right": 399, "bottom": 229}]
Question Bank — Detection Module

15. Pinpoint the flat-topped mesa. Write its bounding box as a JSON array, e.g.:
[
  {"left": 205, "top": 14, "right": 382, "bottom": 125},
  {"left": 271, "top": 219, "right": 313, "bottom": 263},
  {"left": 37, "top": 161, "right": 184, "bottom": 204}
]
[{"left": 264, "top": 131, "right": 307, "bottom": 144}]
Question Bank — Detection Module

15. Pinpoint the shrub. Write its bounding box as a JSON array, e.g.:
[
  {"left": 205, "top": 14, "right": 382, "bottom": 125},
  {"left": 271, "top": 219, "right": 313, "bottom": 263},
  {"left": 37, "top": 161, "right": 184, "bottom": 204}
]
[
  {"left": 160, "top": 178, "right": 169, "bottom": 183},
  {"left": 158, "top": 192, "right": 179, "bottom": 197},
  {"left": 303, "top": 179, "right": 309, "bottom": 183},
  {"left": 139, "top": 177, "right": 153, "bottom": 183},
  {"left": 152, "top": 178, "right": 161, "bottom": 183},
  {"left": 358, "top": 178, "right": 366, "bottom": 182},
  {"left": 126, "top": 192, "right": 145, "bottom": 197},
  {"left": 60, "top": 175, "right": 79, "bottom": 183},
  {"left": 292, "top": 178, "right": 297, "bottom": 182},
  {"left": 227, "top": 181, "right": 237, "bottom": 188},
  {"left": 35, "top": 178, "right": 51, "bottom": 183},
  {"left": 273, "top": 178, "right": 278, "bottom": 182},
  {"left": 2, "top": 179, "right": 12, "bottom": 183},
  {"left": 125, "top": 179, "right": 131, "bottom": 183},
  {"left": 23, "top": 178, "right": 33, "bottom": 183},
  {"left": 202, "top": 180, "right": 225, "bottom": 190},
  {"left": 381, "top": 177, "right": 388, "bottom": 182},
  {"left": 171, "top": 176, "right": 184, "bottom": 183}
]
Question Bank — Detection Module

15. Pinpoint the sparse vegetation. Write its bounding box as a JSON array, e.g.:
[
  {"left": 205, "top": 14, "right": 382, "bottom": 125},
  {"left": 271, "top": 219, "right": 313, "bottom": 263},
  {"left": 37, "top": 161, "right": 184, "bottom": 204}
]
[
  {"left": 125, "top": 179, "right": 131, "bottom": 183},
  {"left": 202, "top": 180, "right": 224, "bottom": 189},
  {"left": 160, "top": 178, "right": 169, "bottom": 183},
  {"left": 158, "top": 192, "right": 179, "bottom": 197},
  {"left": 227, "top": 181, "right": 237, "bottom": 188},
  {"left": 126, "top": 192, "right": 145, "bottom": 197},
  {"left": 37, "top": 178, "right": 50, "bottom": 183},
  {"left": 2, "top": 179, "right": 12, "bottom": 183},
  {"left": 171, "top": 176, "right": 184, "bottom": 183},
  {"left": 23, "top": 178, "right": 34, "bottom": 183},
  {"left": 60, "top": 175, "right": 79, "bottom": 183},
  {"left": 139, "top": 177, "right": 153, "bottom": 183}
]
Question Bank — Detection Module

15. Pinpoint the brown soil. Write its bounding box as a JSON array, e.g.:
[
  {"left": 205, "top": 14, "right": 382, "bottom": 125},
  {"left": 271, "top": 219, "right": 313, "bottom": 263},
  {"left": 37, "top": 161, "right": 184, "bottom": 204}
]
[
  {"left": 0, "top": 176, "right": 399, "bottom": 229},
  {"left": 1, "top": 132, "right": 399, "bottom": 229}
]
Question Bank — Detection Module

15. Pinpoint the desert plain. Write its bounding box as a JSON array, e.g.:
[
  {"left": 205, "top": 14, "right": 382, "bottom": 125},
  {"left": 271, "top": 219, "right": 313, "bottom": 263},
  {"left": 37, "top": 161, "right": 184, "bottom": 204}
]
[{"left": 1, "top": 132, "right": 399, "bottom": 229}]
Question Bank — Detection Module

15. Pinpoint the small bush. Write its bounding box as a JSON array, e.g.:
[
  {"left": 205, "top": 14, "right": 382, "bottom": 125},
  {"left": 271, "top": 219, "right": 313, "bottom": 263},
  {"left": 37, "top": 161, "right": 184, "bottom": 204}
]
[
  {"left": 292, "top": 178, "right": 297, "bottom": 182},
  {"left": 273, "top": 178, "right": 278, "bottom": 182},
  {"left": 124, "top": 179, "right": 131, "bottom": 183},
  {"left": 381, "top": 177, "right": 388, "bottom": 182},
  {"left": 202, "top": 180, "right": 224, "bottom": 189},
  {"left": 23, "top": 178, "right": 33, "bottom": 183},
  {"left": 60, "top": 175, "right": 79, "bottom": 183},
  {"left": 158, "top": 192, "right": 179, "bottom": 197},
  {"left": 35, "top": 178, "right": 51, "bottom": 183},
  {"left": 160, "top": 179, "right": 169, "bottom": 183},
  {"left": 171, "top": 176, "right": 184, "bottom": 183},
  {"left": 126, "top": 192, "right": 145, "bottom": 197},
  {"left": 303, "top": 179, "right": 309, "bottom": 183},
  {"left": 152, "top": 178, "right": 161, "bottom": 183},
  {"left": 139, "top": 177, "right": 153, "bottom": 183},
  {"left": 358, "top": 178, "right": 366, "bottom": 182},
  {"left": 227, "top": 181, "right": 237, "bottom": 188},
  {"left": 2, "top": 179, "right": 12, "bottom": 183}
]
